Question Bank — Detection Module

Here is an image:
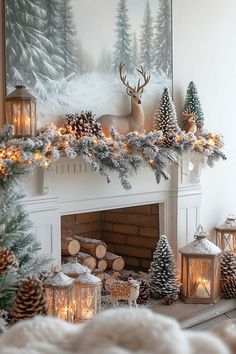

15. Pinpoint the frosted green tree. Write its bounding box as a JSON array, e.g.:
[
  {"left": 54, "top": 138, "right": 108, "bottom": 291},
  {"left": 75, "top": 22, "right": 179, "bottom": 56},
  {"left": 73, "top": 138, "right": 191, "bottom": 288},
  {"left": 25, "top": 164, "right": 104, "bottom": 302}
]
[
  {"left": 184, "top": 81, "right": 205, "bottom": 129},
  {"left": 0, "top": 185, "right": 49, "bottom": 314},
  {"left": 113, "top": 0, "right": 133, "bottom": 73},
  {"left": 149, "top": 235, "right": 180, "bottom": 299},
  {"left": 153, "top": 0, "right": 171, "bottom": 76},
  {"left": 139, "top": 1, "right": 154, "bottom": 71}
]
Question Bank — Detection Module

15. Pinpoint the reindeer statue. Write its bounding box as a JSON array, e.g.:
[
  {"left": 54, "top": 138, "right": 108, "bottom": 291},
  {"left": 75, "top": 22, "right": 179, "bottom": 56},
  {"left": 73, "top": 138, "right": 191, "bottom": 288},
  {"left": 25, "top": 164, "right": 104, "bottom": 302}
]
[{"left": 97, "top": 63, "right": 150, "bottom": 136}]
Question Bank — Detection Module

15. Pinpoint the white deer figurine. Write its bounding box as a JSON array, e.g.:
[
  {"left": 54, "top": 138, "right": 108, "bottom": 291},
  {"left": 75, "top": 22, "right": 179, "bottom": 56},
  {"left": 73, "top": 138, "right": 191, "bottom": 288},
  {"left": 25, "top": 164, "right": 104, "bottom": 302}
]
[{"left": 97, "top": 63, "right": 150, "bottom": 136}]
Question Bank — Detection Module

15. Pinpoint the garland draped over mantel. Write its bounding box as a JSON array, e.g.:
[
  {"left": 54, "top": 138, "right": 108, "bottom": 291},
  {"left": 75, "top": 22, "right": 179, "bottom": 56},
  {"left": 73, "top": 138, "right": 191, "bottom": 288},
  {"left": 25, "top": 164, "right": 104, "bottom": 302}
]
[{"left": 0, "top": 124, "right": 226, "bottom": 190}]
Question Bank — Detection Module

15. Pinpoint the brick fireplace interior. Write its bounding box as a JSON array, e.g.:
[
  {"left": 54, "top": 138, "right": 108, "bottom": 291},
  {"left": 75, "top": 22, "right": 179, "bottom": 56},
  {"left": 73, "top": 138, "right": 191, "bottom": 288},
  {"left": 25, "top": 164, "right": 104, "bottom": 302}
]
[{"left": 61, "top": 204, "right": 160, "bottom": 270}]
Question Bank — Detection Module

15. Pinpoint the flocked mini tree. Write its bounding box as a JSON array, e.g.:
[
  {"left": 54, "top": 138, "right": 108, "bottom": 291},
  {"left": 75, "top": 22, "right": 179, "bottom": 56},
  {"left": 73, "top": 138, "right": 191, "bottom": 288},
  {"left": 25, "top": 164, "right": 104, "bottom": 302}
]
[
  {"left": 183, "top": 81, "right": 205, "bottom": 130},
  {"left": 153, "top": 88, "right": 180, "bottom": 147},
  {"left": 149, "top": 235, "right": 180, "bottom": 301}
]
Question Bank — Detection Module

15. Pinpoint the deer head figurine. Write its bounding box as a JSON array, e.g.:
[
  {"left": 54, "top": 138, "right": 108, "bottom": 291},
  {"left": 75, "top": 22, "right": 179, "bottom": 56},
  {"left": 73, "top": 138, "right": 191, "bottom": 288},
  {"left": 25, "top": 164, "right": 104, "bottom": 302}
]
[{"left": 97, "top": 63, "right": 150, "bottom": 136}]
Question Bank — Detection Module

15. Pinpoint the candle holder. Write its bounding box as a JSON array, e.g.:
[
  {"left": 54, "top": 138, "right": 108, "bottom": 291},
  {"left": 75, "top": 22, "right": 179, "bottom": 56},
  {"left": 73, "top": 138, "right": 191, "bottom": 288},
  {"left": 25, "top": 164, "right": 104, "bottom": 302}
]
[
  {"left": 44, "top": 270, "right": 74, "bottom": 322},
  {"left": 216, "top": 215, "right": 236, "bottom": 254},
  {"left": 74, "top": 272, "right": 102, "bottom": 323},
  {"left": 5, "top": 84, "right": 37, "bottom": 137},
  {"left": 180, "top": 225, "right": 221, "bottom": 304}
]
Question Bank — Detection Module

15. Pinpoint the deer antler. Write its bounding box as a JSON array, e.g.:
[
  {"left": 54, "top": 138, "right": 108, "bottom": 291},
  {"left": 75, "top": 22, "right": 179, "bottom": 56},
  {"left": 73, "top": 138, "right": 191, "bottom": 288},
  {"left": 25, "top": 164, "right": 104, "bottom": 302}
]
[
  {"left": 119, "top": 63, "right": 135, "bottom": 95},
  {"left": 136, "top": 65, "right": 151, "bottom": 93}
]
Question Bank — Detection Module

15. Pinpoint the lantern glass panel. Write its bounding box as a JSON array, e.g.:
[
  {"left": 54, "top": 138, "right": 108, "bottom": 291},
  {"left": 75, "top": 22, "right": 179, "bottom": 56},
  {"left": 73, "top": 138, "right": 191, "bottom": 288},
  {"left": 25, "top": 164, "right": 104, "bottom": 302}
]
[
  {"left": 181, "top": 256, "right": 188, "bottom": 297},
  {"left": 188, "top": 258, "right": 212, "bottom": 298},
  {"left": 45, "top": 286, "right": 74, "bottom": 322},
  {"left": 75, "top": 284, "right": 102, "bottom": 322}
]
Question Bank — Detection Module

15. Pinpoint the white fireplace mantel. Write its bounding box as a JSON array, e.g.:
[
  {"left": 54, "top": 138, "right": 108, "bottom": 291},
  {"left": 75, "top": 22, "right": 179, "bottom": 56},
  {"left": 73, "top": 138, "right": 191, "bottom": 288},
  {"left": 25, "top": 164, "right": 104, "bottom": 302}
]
[{"left": 22, "top": 153, "right": 202, "bottom": 268}]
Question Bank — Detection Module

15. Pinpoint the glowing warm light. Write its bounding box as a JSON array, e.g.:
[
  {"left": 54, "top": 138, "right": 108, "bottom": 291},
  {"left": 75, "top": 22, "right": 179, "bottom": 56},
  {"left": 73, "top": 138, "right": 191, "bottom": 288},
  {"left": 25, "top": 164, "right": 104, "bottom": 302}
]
[
  {"left": 175, "top": 135, "right": 181, "bottom": 142},
  {"left": 207, "top": 138, "right": 215, "bottom": 147},
  {"left": 34, "top": 152, "right": 42, "bottom": 160}
]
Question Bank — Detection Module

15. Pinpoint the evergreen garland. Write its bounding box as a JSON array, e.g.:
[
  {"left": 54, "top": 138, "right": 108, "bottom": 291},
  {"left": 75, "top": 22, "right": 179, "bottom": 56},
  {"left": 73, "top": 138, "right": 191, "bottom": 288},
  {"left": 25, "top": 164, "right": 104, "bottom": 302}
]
[
  {"left": 184, "top": 81, "right": 205, "bottom": 129},
  {"left": 149, "top": 235, "right": 180, "bottom": 299}
]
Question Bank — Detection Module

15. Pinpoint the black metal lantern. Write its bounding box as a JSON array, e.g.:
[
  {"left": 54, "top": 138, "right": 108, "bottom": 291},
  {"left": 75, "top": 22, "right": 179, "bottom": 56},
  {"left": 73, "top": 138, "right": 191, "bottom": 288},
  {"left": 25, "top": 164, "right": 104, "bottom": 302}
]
[{"left": 5, "top": 85, "right": 37, "bottom": 137}]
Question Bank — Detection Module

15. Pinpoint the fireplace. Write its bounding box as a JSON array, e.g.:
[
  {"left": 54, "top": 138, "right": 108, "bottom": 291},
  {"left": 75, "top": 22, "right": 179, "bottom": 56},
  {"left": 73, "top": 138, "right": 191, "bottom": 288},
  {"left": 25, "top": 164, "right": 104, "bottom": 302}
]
[
  {"left": 61, "top": 204, "right": 160, "bottom": 271},
  {"left": 22, "top": 155, "right": 202, "bottom": 269}
]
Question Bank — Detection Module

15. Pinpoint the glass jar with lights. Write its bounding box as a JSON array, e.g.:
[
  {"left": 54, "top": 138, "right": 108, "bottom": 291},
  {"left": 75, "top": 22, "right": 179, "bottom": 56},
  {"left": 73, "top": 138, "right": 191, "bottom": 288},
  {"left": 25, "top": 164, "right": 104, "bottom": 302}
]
[
  {"left": 61, "top": 258, "right": 91, "bottom": 279},
  {"left": 5, "top": 84, "right": 37, "bottom": 137},
  {"left": 44, "top": 270, "right": 74, "bottom": 322},
  {"left": 180, "top": 225, "right": 221, "bottom": 304},
  {"left": 215, "top": 215, "right": 236, "bottom": 254},
  {"left": 74, "top": 271, "right": 102, "bottom": 323}
]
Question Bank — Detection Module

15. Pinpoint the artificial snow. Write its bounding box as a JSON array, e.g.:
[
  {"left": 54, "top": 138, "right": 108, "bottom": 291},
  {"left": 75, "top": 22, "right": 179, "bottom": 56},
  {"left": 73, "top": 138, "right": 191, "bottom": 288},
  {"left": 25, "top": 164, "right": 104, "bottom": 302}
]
[
  {"left": 44, "top": 271, "right": 74, "bottom": 287},
  {"left": 62, "top": 261, "right": 91, "bottom": 277},
  {"left": 180, "top": 237, "right": 221, "bottom": 255},
  {"left": 0, "top": 309, "right": 230, "bottom": 354},
  {"left": 77, "top": 272, "right": 102, "bottom": 285}
]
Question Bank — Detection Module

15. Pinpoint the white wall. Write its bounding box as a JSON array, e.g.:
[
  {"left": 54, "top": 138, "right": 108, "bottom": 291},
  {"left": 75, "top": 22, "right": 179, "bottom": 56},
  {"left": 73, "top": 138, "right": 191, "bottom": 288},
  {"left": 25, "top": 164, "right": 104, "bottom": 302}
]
[{"left": 173, "top": 0, "right": 236, "bottom": 235}]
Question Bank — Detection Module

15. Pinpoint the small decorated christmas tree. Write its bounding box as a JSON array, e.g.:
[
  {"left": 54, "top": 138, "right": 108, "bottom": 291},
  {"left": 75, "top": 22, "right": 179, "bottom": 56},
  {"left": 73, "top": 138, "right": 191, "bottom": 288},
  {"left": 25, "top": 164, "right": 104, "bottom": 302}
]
[
  {"left": 220, "top": 251, "right": 236, "bottom": 281},
  {"left": 149, "top": 235, "right": 180, "bottom": 300},
  {"left": 153, "top": 88, "right": 179, "bottom": 147},
  {"left": 183, "top": 81, "right": 204, "bottom": 130}
]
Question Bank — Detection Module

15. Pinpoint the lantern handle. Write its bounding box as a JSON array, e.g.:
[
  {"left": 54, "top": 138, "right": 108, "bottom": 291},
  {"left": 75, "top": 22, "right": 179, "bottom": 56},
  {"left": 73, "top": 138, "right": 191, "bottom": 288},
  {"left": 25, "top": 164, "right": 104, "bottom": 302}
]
[
  {"left": 194, "top": 224, "right": 209, "bottom": 240},
  {"left": 227, "top": 214, "right": 236, "bottom": 220}
]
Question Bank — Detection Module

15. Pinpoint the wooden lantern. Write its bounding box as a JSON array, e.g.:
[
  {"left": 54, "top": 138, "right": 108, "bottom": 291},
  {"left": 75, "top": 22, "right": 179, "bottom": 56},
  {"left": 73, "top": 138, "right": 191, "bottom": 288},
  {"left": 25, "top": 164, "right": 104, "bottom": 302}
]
[
  {"left": 216, "top": 215, "right": 236, "bottom": 254},
  {"left": 44, "top": 271, "right": 74, "bottom": 322},
  {"left": 180, "top": 225, "right": 221, "bottom": 304},
  {"left": 5, "top": 85, "right": 37, "bottom": 137},
  {"left": 74, "top": 272, "right": 102, "bottom": 323}
]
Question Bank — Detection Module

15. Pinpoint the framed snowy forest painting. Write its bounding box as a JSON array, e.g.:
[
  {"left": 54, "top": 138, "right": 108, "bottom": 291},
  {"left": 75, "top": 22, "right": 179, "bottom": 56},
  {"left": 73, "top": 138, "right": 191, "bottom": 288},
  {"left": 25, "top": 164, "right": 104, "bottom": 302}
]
[{"left": 5, "top": 0, "right": 172, "bottom": 131}]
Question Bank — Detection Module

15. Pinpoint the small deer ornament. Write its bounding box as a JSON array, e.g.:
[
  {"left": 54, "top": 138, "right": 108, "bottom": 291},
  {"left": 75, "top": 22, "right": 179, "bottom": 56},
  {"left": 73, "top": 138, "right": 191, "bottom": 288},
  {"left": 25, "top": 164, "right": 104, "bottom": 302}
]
[
  {"left": 110, "top": 277, "right": 140, "bottom": 308},
  {"left": 181, "top": 112, "right": 197, "bottom": 134},
  {"left": 98, "top": 63, "right": 150, "bottom": 136}
]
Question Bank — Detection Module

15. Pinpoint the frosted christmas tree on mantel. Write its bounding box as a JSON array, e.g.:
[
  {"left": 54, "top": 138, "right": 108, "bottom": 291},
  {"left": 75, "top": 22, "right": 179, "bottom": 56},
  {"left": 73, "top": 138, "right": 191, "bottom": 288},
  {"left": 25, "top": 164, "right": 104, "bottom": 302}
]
[
  {"left": 183, "top": 81, "right": 205, "bottom": 131},
  {"left": 149, "top": 235, "right": 180, "bottom": 303},
  {"left": 153, "top": 88, "right": 180, "bottom": 147}
]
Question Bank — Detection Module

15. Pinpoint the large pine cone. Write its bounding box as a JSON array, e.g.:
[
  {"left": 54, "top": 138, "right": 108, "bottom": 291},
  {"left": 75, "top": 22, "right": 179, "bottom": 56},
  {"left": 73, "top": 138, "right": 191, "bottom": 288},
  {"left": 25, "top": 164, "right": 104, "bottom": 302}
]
[
  {"left": 0, "top": 249, "right": 18, "bottom": 274},
  {"left": 220, "top": 251, "right": 236, "bottom": 280},
  {"left": 222, "top": 277, "right": 236, "bottom": 299},
  {"left": 12, "top": 276, "right": 48, "bottom": 321},
  {"left": 137, "top": 280, "right": 151, "bottom": 304}
]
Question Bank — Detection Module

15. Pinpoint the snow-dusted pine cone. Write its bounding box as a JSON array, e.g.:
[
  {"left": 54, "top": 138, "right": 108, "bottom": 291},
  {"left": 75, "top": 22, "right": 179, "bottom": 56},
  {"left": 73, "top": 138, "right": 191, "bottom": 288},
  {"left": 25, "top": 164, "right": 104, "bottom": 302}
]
[
  {"left": 36, "top": 270, "right": 53, "bottom": 284},
  {"left": 220, "top": 251, "right": 236, "bottom": 281},
  {"left": 137, "top": 280, "right": 151, "bottom": 304},
  {"left": 163, "top": 293, "right": 178, "bottom": 305},
  {"left": 221, "top": 277, "right": 236, "bottom": 299},
  {"left": 12, "top": 276, "right": 48, "bottom": 321},
  {"left": 65, "top": 111, "right": 104, "bottom": 139},
  {"left": 162, "top": 132, "right": 176, "bottom": 147},
  {"left": 0, "top": 248, "right": 18, "bottom": 274}
]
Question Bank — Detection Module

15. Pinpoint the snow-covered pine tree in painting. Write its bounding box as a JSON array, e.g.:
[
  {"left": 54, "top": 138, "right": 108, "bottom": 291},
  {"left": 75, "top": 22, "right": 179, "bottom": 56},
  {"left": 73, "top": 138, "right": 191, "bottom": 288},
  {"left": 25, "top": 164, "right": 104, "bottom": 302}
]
[
  {"left": 60, "top": 0, "right": 78, "bottom": 78},
  {"left": 113, "top": 0, "right": 133, "bottom": 73},
  {"left": 132, "top": 34, "right": 139, "bottom": 68},
  {"left": 139, "top": 1, "right": 154, "bottom": 71},
  {"left": 153, "top": 0, "right": 172, "bottom": 77},
  {"left": 5, "top": 0, "right": 78, "bottom": 99}
]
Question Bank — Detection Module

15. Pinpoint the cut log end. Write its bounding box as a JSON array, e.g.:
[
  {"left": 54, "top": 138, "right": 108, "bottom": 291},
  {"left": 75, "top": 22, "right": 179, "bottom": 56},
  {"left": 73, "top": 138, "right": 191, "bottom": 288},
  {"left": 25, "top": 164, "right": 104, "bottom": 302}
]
[{"left": 95, "top": 244, "right": 107, "bottom": 259}]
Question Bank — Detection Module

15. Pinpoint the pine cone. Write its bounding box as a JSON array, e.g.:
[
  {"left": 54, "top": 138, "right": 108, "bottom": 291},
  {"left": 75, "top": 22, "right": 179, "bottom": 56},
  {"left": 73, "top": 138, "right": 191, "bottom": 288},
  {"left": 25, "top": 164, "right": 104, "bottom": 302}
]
[
  {"left": 65, "top": 111, "right": 104, "bottom": 139},
  {"left": 137, "top": 280, "right": 151, "bottom": 304},
  {"left": 163, "top": 294, "right": 178, "bottom": 305},
  {"left": 221, "top": 277, "right": 236, "bottom": 299},
  {"left": 220, "top": 251, "right": 236, "bottom": 281},
  {"left": 162, "top": 132, "right": 176, "bottom": 147},
  {"left": 37, "top": 270, "right": 53, "bottom": 284},
  {"left": 12, "top": 276, "right": 48, "bottom": 321},
  {"left": 0, "top": 249, "right": 18, "bottom": 274}
]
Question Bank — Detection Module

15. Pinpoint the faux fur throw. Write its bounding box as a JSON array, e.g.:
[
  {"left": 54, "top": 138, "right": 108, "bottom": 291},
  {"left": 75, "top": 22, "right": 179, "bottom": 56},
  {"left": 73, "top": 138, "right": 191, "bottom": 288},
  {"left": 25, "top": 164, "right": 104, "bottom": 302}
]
[{"left": 0, "top": 308, "right": 232, "bottom": 354}]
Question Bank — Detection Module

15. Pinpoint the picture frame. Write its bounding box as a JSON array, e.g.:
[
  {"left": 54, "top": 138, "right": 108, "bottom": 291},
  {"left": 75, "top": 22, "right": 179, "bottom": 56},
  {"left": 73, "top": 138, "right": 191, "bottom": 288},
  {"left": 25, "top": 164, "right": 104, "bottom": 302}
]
[{"left": 4, "top": 0, "right": 173, "bottom": 132}]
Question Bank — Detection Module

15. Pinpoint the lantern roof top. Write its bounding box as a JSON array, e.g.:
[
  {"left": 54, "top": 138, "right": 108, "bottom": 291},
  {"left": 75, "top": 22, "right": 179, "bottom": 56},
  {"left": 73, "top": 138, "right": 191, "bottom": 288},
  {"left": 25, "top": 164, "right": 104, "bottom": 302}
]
[
  {"left": 6, "top": 84, "right": 36, "bottom": 101},
  {"left": 180, "top": 225, "right": 221, "bottom": 255},
  {"left": 62, "top": 259, "right": 91, "bottom": 276},
  {"left": 44, "top": 270, "right": 74, "bottom": 288},
  {"left": 77, "top": 271, "right": 102, "bottom": 285},
  {"left": 216, "top": 214, "right": 236, "bottom": 230}
]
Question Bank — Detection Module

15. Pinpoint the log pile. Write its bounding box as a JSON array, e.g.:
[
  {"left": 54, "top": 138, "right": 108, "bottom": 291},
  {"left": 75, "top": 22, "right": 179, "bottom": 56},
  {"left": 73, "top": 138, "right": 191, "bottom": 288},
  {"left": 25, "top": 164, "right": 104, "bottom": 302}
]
[{"left": 61, "top": 234, "right": 125, "bottom": 283}]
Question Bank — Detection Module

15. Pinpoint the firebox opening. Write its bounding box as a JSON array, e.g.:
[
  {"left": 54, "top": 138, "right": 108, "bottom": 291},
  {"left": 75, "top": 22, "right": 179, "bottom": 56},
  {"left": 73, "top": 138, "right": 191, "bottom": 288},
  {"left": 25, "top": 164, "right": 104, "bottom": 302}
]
[{"left": 61, "top": 204, "right": 160, "bottom": 271}]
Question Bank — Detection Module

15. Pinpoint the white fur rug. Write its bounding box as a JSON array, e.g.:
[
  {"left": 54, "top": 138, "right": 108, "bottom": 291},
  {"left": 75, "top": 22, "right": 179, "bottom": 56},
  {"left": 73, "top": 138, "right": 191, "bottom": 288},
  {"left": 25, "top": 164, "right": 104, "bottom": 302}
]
[{"left": 0, "top": 308, "right": 232, "bottom": 354}]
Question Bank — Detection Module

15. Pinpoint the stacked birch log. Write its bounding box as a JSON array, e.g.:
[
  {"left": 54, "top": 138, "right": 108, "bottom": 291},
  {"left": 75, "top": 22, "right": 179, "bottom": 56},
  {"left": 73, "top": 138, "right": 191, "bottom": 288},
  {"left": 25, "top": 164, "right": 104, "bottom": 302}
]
[{"left": 61, "top": 234, "right": 125, "bottom": 285}]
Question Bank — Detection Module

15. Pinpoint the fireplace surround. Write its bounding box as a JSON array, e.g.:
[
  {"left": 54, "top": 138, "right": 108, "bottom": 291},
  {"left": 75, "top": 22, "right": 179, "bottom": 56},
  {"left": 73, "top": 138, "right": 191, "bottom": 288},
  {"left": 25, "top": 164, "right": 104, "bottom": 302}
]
[{"left": 22, "top": 153, "right": 202, "bottom": 269}]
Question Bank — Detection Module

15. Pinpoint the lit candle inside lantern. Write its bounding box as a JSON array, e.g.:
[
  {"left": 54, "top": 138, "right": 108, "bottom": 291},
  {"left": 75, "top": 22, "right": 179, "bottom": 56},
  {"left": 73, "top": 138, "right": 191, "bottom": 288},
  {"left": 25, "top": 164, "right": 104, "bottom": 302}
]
[{"left": 196, "top": 278, "right": 211, "bottom": 298}]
